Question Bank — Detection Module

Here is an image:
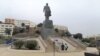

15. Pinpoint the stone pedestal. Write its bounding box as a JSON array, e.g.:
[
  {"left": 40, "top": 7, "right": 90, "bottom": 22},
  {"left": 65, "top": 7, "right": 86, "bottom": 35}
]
[{"left": 41, "top": 19, "right": 55, "bottom": 39}]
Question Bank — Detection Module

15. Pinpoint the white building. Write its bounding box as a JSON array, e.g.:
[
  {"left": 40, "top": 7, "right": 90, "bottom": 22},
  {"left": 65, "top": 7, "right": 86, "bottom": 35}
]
[
  {"left": 0, "top": 23, "right": 14, "bottom": 36},
  {"left": 54, "top": 25, "right": 68, "bottom": 31},
  {"left": 14, "top": 20, "right": 30, "bottom": 27},
  {"left": 29, "top": 21, "right": 36, "bottom": 27},
  {"left": 5, "top": 18, "right": 36, "bottom": 28}
]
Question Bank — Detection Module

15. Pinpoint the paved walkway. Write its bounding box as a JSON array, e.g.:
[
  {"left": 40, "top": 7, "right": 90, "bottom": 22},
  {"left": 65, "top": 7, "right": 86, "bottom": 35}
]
[
  {"left": 0, "top": 46, "right": 98, "bottom": 56},
  {"left": 0, "top": 47, "right": 84, "bottom": 56}
]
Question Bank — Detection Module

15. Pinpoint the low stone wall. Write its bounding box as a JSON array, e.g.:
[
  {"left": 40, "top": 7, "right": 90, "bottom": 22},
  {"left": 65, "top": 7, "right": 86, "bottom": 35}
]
[
  {"left": 84, "top": 52, "right": 99, "bottom": 56},
  {"left": 12, "top": 37, "right": 46, "bottom": 52}
]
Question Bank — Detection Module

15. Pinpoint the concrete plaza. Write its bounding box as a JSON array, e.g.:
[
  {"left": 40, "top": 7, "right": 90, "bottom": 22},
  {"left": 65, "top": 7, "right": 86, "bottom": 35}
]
[{"left": 0, "top": 47, "right": 98, "bottom": 56}]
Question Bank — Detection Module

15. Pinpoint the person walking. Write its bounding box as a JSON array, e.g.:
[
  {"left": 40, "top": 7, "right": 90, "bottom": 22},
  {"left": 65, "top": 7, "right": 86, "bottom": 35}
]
[{"left": 65, "top": 43, "right": 68, "bottom": 51}]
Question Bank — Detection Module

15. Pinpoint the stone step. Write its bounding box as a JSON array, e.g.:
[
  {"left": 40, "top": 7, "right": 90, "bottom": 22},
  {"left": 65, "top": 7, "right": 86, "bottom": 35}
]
[{"left": 63, "top": 37, "right": 86, "bottom": 50}]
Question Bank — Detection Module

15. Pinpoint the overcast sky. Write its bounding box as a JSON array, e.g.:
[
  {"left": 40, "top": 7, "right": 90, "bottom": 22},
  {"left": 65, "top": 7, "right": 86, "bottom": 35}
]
[{"left": 0, "top": 0, "right": 100, "bottom": 37}]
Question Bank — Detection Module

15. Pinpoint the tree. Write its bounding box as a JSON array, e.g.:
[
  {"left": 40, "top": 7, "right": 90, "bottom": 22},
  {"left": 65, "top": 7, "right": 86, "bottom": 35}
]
[
  {"left": 88, "top": 38, "right": 96, "bottom": 47},
  {"left": 37, "top": 23, "right": 43, "bottom": 27},
  {"left": 5, "top": 28, "right": 11, "bottom": 35},
  {"left": 13, "top": 40, "right": 24, "bottom": 49},
  {"left": 21, "top": 23, "right": 25, "bottom": 27},
  {"left": 73, "top": 33, "right": 83, "bottom": 39},
  {"left": 13, "top": 27, "right": 20, "bottom": 35},
  {"left": 35, "top": 30, "right": 41, "bottom": 35},
  {"left": 55, "top": 28, "right": 59, "bottom": 33},
  {"left": 24, "top": 40, "right": 37, "bottom": 50},
  {"left": 82, "top": 38, "right": 91, "bottom": 43},
  {"left": 65, "top": 31, "right": 72, "bottom": 37},
  {"left": 19, "top": 28, "right": 25, "bottom": 33}
]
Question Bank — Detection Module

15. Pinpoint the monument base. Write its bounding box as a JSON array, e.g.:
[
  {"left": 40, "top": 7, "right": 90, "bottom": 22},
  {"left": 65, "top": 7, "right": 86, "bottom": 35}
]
[{"left": 41, "top": 19, "right": 55, "bottom": 39}]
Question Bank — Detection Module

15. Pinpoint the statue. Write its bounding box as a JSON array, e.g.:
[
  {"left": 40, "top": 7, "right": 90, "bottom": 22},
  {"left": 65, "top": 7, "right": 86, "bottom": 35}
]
[
  {"left": 43, "top": 3, "right": 51, "bottom": 20},
  {"left": 41, "top": 3, "right": 54, "bottom": 39}
]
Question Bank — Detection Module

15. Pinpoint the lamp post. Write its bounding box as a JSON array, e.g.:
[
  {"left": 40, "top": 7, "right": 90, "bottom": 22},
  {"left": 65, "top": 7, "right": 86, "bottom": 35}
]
[
  {"left": 53, "top": 41, "right": 55, "bottom": 56},
  {"left": 11, "top": 36, "right": 14, "bottom": 48}
]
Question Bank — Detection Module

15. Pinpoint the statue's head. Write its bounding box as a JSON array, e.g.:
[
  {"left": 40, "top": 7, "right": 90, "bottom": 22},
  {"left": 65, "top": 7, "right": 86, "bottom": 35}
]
[{"left": 46, "top": 3, "right": 48, "bottom": 6}]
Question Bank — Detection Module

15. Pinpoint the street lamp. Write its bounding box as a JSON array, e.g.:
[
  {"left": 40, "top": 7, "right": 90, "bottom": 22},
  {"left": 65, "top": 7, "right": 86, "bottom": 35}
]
[
  {"left": 11, "top": 36, "right": 14, "bottom": 48},
  {"left": 53, "top": 41, "right": 55, "bottom": 56}
]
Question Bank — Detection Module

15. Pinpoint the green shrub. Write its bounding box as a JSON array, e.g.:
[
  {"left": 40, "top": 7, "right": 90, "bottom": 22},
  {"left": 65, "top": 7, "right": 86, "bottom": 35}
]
[
  {"left": 24, "top": 40, "right": 37, "bottom": 50},
  {"left": 13, "top": 40, "right": 24, "bottom": 49},
  {"left": 82, "top": 38, "right": 96, "bottom": 47},
  {"left": 82, "top": 38, "right": 91, "bottom": 43},
  {"left": 4, "top": 36, "right": 12, "bottom": 40},
  {"left": 35, "top": 30, "right": 41, "bottom": 35},
  {"left": 0, "top": 35, "right": 5, "bottom": 44}
]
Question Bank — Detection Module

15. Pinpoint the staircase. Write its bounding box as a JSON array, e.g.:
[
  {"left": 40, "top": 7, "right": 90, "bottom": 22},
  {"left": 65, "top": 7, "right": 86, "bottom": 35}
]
[
  {"left": 44, "top": 39, "right": 55, "bottom": 52},
  {"left": 63, "top": 37, "right": 86, "bottom": 50},
  {"left": 44, "top": 39, "right": 58, "bottom": 52}
]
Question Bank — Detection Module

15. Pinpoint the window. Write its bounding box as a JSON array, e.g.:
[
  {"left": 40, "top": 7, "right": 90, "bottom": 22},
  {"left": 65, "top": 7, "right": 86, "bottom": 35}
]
[
  {"left": 1, "top": 25, "right": 4, "bottom": 27},
  {"left": 6, "top": 25, "right": 8, "bottom": 27},
  {"left": 9, "top": 25, "right": 12, "bottom": 27}
]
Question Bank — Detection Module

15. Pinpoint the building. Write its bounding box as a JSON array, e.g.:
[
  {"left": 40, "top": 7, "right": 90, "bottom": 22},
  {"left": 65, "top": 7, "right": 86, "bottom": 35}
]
[
  {"left": 54, "top": 25, "right": 68, "bottom": 31},
  {"left": 0, "top": 23, "right": 14, "bottom": 36},
  {"left": 30, "top": 21, "right": 36, "bottom": 27},
  {"left": 14, "top": 20, "right": 36, "bottom": 27},
  {"left": 14, "top": 20, "right": 30, "bottom": 27},
  {"left": 5, "top": 18, "right": 15, "bottom": 24},
  {"left": 5, "top": 18, "right": 36, "bottom": 28}
]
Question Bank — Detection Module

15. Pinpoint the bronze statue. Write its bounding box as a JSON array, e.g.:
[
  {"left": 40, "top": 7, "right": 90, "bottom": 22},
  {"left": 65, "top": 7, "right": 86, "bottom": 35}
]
[{"left": 43, "top": 3, "right": 51, "bottom": 20}]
